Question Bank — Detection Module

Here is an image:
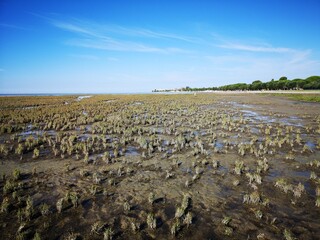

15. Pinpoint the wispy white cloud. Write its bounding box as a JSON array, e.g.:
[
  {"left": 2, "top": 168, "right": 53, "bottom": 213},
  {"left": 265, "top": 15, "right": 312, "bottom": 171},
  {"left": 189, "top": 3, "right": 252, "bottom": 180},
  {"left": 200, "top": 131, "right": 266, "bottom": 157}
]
[
  {"left": 287, "top": 49, "right": 312, "bottom": 64},
  {"left": 205, "top": 48, "right": 320, "bottom": 83},
  {"left": 206, "top": 33, "right": 320, "bottom": 81},
  {"left": 40, "top": 14, "right": 319, "bottom": 85},
  {"left": 51, "top": 17, "right": 200, "bottom": 43},
  {"left": 51, "top": 20, "right": 114, "bottom": 42},
  {"left": 52, "top": 21, "right": 96, "bottom": 36},
  {"left": 211, "top": 32, "right": 294, "bottom": 54},
  {"left": 48, "top": 16, "right": 312, "bottom": 57},
  {"left": 66, "top": 38, "right": 168, "bottom": 53},
  {"left": 218, "top": 42, "right": 293, "bottom": 53},
  {"left": 47, "top": 17, "right": 194, "bottom": 54},
  {"left": 106, "top": 26, "right": 201, "bottom": 43}
]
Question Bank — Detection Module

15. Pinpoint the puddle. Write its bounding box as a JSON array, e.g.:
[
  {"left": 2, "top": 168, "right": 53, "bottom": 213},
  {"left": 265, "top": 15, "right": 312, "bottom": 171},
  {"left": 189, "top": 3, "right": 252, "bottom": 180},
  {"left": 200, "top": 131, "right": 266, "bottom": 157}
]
[
  {"left": 89, "top": 153, "right": 103, "bottom": 161},
  {"left": 130, "top": 102, "right": 144, "bottom": 106},
  {"left": 19, "top": 130, "right": 44, "bottom": 138},
  {"left": 164, "top": 205, "right": 175, "bottom": 219},
  {"left": 162, "top": 140, "right": 170, "bottom": 146},
  {"left": 280, "top": 116, "right": 304, "bottom": 127},
  {"left": 23, "top": 106, "right": 38, "bottom": 110},
  {"left": 217, "top": 101, "right": 305, "bottom": 127},
  {"left": 78, "top": 134, "right": 92, "bottom": 141},
  {"left": 194, "top": 130, "right": 207, "bottom": 136},
  {"left": 305, "top": 141, "right": 316, "bottom": 150},
  {"left": 40, "top": 149, "right": 51, "bottom": 155},
  {"left": 241, "top": 110, "right": 275, "bottom": 122},
  {"left": 81, "top": 199, "right": 93, "bottom": 216},
  {"left": 19, "top": 129, "right": 56, "bottom": 139},
  {"left": 267, "top": 168, "right": 315, "bottom": 197},
  {"left": 77, "top": 96, "right": 92, "bottom": 101},
  {"left": 215, "top": 141, "right": 224, "bottom": 149},
  {"left": 45, "top": 130, "right": 56, "bottom": 136},
  {"left": 226, "top": 101, "right": 255, "bottom": 109},
  {"left": 250, "top": 127, "right": 260, "bottom": 134},
  {"left": 151, "top": 128, "right": 164, "bottom": 134},
  {"left": 85, "top": 125, "right": 92, "bottom": 132},
  {"left": 266, "top": 168, "right": 310, "bottom": 182},
  {"left": 166, "top": 149, "right": 173, "bottom": 154},
  {"left": 125, "top": 146, "right": 139, "bottom": 156},
  {"left": 103, "top": 100, "right": 117, "bottom": 103},
  {"left": 241, "top": 110, "right": 303, "bottom": 127},
  {"left": 219, "top": 165, "right": 229, "bottom": 174},
  {"left": 75, "top": 125, "right": 91, "bottom": 132},
  {"left": 180, "top": 166, "right": 193, "bottom": 175},
  {"left": 26, "top": 124, "right": 33, "bottom": 130}
]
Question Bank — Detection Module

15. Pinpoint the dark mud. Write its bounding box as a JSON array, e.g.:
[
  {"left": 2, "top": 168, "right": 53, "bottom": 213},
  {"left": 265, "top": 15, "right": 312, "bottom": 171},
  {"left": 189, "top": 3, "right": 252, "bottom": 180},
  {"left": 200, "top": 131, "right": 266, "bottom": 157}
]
[{"left": 0, "top": 93, "right": 320, "bottom": 239}]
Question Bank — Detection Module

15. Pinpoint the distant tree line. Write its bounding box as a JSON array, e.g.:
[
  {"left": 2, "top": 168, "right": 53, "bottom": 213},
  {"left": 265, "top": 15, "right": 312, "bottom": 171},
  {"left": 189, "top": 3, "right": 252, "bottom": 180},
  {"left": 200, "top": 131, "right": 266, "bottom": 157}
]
[
  {"left": 216, "top": 76, "right": 320, "bottom": 91},
  {"left": 152, "top": 76, "right": 320, "bottom": 92}
]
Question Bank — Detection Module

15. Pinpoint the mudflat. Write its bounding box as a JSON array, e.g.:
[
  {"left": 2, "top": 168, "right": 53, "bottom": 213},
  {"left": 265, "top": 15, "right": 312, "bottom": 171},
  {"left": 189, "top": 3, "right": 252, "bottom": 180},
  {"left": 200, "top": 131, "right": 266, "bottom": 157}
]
[{"left": 0, "top": 93, "right": 319, "bottom": 239}]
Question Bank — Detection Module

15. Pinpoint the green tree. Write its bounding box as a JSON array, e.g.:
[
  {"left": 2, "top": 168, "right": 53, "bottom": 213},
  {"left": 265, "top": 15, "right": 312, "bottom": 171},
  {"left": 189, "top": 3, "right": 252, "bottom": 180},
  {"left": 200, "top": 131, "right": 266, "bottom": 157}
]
[{"left": 250, "top": 80, "right": 263, "bottom": 90}]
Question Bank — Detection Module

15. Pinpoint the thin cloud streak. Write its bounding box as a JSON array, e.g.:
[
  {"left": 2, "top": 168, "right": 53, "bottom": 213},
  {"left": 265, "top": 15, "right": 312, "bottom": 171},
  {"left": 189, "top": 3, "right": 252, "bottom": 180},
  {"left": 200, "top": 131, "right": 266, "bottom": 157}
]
[
  {"left": 51, "top": 21, "right": 113, "bottom": 41},
  {"left": 49, "top": 18, "right": 193, "bottom": 54},
  {"left": 211, "top": 32, "right": 296, "bottom": 53},
  {"left": 204, "top": 50, "right": 319, "bottom": 84},
  {"left": 44, "top": 15, "right": 319, "bottom": 82},
  {"left": 67, "top": 38, "right": 169, "bottom": 53},
  {"left": 51, "top": 17, "right": 200, "bottom": 43},
  {"left": 48, "top": 16, "right": 313, "bottom": 57},
  {"left": 52, "top": 21, "right": 97, "bottom": 36},
  {"left": 210, "top": 35, "right": 319, "bottom": 76},
  {"left": 218, "top": 43, "right": 294, "bottom": 53},
  {"left": 67, "top": 39, "right": 193, "bottom": 54},
  {"left": 111, "top": 26, "right": 201, "bottom": 43}
]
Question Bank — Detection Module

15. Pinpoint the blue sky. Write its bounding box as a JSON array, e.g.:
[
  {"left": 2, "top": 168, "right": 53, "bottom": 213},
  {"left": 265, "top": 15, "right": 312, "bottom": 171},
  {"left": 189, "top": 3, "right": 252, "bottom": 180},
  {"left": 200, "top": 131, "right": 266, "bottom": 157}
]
[{"left": 1, "top": 0, "right": 320, "bottom": 93}]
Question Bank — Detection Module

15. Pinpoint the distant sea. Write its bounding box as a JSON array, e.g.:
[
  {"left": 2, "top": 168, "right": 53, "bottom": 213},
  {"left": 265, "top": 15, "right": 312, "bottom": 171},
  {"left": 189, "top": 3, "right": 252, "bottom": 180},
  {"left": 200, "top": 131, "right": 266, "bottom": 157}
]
[
  {"left": 0, "top": 92, "right": 150, "bottom": 96},
  {"left": 0, "top": 92, "right": 193, "bottom": 96},
  {"left": 0, "top": 93, "right": 78, "bottom": 96}
]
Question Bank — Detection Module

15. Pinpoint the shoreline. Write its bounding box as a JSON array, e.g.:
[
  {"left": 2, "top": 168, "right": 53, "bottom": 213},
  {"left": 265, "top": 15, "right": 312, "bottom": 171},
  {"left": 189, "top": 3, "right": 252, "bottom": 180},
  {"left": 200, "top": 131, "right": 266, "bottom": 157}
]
[{"left": 1, "top": 90, "right": 320, "bottom": 97}]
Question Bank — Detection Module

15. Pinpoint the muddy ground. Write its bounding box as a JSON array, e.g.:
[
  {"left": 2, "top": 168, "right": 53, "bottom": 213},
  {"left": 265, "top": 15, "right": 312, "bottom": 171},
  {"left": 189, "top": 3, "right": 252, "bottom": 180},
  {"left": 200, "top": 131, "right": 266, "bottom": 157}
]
[{"left": 0, "top": 93, "right": 320, "bottom": 239}]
